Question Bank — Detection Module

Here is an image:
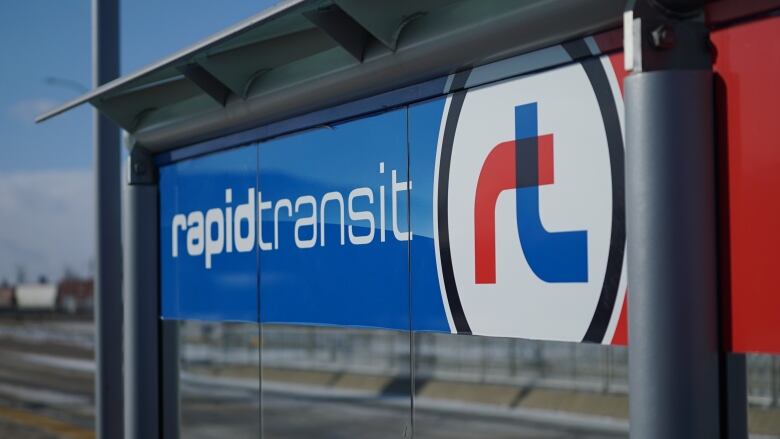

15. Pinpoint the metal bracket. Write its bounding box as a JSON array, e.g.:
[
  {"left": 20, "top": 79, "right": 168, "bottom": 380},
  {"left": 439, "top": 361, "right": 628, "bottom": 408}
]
[
  {"left": 624, "top": 0, "right": 711, "bottom": 73},
  {"left": 128, "top": 147, "right": 156, "bottom": 185},
  {"left": 177, "top": 63, "right": 232, "bottom": 106},
  {"left": 303, "top": 5, "right": 373, "bottom": 62}
]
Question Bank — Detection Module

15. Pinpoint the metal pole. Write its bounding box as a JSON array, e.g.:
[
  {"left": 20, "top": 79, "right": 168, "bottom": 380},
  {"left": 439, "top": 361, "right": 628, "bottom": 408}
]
[
  {"left": 161, "top": 320, "right": 180, "bottom": 439},
  {"left": 723, "top": 354, "right": 748, "bottom": 439},
  {"left": 625, "top": 1, "right": 721, "bottom": 437},
  {"left": 93, "top": 0, "right": 122, "bottom": 437},
  {"left": 124, "top": 148, "right": 160, "bottom": 438}
]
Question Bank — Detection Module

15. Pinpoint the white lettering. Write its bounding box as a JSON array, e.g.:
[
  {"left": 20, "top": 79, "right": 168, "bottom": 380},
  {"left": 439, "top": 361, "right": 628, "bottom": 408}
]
[
  {"left": 204, "top": 208, "right": 224, "bottom": 269},
  {"left": 274, "top": 199, "right": 293, "bottom": 250},
  {"left": 169, "top": 162, "right": 413, "bottom": 266},
  {"left": 234, "top": 188, "right": 255, "bottom": 253},
  {"left": 320, "top": 192, "right": 345, "bottom": 246},
  {"left": 294, "top": 196, "right": 317, "bottom": 249},
  {"left": 258, "top": 191, "right": 273, "bottom": 251},
  {"left": 348, "top": 188, "right": 374, "bottom": 245},
  {"left": 172, "top": 214, "right": 186, "bottom": 257},
  {"left": 225, "top": 189, "right": 233, "bottom": 253},
  {"left": 186, "top": 211, "right": 204, "bottom": 256},
  {"left": 379, "top": 162, "right": 386, "bottom": 242}
]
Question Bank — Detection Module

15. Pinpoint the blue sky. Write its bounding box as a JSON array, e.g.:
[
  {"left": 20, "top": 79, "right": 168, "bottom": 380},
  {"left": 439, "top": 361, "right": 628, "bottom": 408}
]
[{"left": 0, "top": 0, "right": 278, "bottom": 281}]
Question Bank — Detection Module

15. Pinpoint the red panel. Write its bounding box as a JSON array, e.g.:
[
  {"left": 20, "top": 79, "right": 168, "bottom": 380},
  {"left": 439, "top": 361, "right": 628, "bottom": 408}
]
[
  {"left": 713, "top": 16, "right": 780, "bottom": 353},
  {"left": 707, "top": 0, "right": 780, "bottom": 27},
  {"left": 612, "top": 295, "right": 628, "bottom": 346},
  {"left": 592, "top": 28, "right": 623, "bottom": 55},
  {"left": 607, "top": 52, "right": 626, "bottom": 96},
  {"left": 591, "top": 16, "right": 780, "bottom": 351}
]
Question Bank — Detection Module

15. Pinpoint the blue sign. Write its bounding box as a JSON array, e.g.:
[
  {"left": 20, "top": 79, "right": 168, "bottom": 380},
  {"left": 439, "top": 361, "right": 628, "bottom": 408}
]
[
  {"left": 159, "top": 52, "right": 629, "bottom": 344},
  {"left": 259, "top": 109, "right": 410, "bottom": 330},
  {"left": 160, "top": 144, "right": 258, "bottom": 322},
  {"left": 409, "top": 98, "right": 451, "bottom": 333},
  {"left": 159, "top": 107, "right": 449, "bottom": 330}
]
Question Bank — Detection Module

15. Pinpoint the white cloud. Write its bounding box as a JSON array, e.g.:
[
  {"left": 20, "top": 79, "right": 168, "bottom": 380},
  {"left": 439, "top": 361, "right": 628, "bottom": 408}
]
[
  {"left": 6, "top": 98, "right": 60, "bottom": 124},
  {"left": 0, "top": 169, "right": 94, "bottom": 282}
]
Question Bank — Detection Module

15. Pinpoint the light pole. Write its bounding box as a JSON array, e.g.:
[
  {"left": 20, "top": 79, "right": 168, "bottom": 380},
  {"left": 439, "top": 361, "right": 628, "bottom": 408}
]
[{"left": 93, "top": 0, "right": 123, "bottom": 438}]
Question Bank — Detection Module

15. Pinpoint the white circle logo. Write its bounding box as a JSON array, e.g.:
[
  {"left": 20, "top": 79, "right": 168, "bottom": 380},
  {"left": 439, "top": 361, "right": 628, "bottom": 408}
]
[{"left": 435, "top": 53, "right": 627, "bottom": 343}]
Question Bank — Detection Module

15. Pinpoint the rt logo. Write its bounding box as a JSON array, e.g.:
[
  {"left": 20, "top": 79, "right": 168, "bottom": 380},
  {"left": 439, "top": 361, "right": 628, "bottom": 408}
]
[
  {"left": 435, "top": 61, "right": 626, "bottom": 341},
  {"left": 473, "top": 103, "right": 588, "bottom": 285}
]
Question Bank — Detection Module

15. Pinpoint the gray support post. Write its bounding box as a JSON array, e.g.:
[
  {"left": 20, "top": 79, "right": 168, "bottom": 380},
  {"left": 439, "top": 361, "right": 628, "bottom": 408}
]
[
  {"left": 624, "top": 1, "right": 724, "bottom": 438},
  {"left": 161, "top": 320, "right": 180, "bottom": 439},
  {"left": 93, "top": 0, "right": 122, "bottom": 437},
  {"left": 724, "top": 354, "right": 748, "bottom": 439},
  {"left": 124, "top": 148, "right": 160, "bottom": 439}
]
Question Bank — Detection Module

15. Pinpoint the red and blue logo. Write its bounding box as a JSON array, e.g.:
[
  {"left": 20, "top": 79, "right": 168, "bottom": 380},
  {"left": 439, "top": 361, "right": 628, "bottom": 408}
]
[
  {"left": 435, "top": 43, "right": 626, "bottom": 342},
  {"left": 474, "top": 103, "right": 588, "bottom": 285}
]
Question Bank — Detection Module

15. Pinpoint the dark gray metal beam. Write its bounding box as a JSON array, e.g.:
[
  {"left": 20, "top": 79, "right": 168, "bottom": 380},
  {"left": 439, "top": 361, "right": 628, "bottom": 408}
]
[
  {"left": 161, "top": 320, "right": 180, "bottom": 439},
  {"left": 303, "top": 4, "right": 372, "bottom": 61},
  {"left": 123, "top": 147, "right": 160, "bottom": 439},
  {"left": 178, "top": 63, "right": 232, "bottom": 106},
  {"left": 625, "top": 0, "right": 725, "bottom": 438},
  {"left": 93, "top": 0, "right": 123, "bottom": 437},
  {"left": 626, "top": 71, "right": 720, "bottom": 439},
  {"left": 723, "top": 354, "right": 748, "bottom": 439}
]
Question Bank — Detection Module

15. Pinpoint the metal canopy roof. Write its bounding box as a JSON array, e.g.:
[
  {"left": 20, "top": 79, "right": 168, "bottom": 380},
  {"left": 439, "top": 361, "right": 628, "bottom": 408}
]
[{"left": 39, "top": 0, "right": 626, "bottom": 153}]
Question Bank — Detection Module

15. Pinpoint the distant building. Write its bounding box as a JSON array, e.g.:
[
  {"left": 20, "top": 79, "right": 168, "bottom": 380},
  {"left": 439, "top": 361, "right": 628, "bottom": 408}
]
[
  {"left": 57, "top": 278, "right": 94, "bottom": 314},
  {"left": 0, "top": 284, "right": 14, "bottom": 309},
  {"left": 15, "top": 283, "right": 57, "bottom": 310}
]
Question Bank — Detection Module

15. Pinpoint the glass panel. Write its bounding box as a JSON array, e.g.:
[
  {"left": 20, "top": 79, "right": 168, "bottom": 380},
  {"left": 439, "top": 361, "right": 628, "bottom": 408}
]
[
  {"left": 178, "top": 320, "right": 261, "bottom": 438},
  {"left": 258, "top": 108, "right": 412, "bottom": 437},
  {"left": 160, "top": 142, "right": 261, "bottom": 437},
  {"left": 159, "top": 143, "right": 259, "bottom": 322},
  {"left": 748, "top": 353, "right": 780, "bottom": 438},
  {"left": 261, "top": 326, "right": 411, "bottom": 438},
  {"left": 413, "top": 333, "right": 629, "bottom": 438}
]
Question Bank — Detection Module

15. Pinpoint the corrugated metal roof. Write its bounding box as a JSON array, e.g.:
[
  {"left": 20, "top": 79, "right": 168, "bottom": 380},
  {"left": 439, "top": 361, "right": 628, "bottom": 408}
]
[{"left": 38, "top": 0, "right": 627, "bottom": 152}]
